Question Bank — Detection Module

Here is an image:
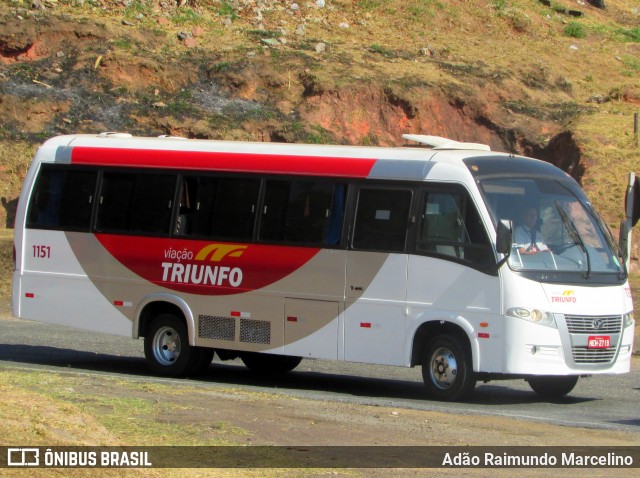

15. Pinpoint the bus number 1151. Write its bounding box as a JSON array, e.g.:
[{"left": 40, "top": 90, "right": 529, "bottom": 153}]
[{"left": 32, "top": 245, "right": 51, "bottom": 259}]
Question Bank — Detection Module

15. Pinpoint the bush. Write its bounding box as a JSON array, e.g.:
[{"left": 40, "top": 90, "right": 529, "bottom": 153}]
[{"left": 564, "top": 22, "right": 586, "bottom": 39}]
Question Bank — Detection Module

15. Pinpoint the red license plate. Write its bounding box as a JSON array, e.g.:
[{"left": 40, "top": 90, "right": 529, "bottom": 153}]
[{"left": 587, "top": 336, "right": 610, "bottom": 349}]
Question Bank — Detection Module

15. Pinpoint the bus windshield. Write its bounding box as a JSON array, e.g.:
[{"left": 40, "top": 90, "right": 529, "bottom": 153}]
[{"left": 479, "top": 177, "right": 624, "bottom": 276}]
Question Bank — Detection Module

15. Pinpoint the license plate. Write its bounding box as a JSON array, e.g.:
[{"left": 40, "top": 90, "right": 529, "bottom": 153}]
[{"left": 587, "top": 336, "right": 610, "bottom": 349}]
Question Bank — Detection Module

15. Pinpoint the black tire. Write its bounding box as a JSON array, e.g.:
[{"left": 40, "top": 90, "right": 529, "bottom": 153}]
[
  {"left": 422, "top": 334, "right": 476, "bottom": 401},
  {"left": 240, "top": 352, "right": 302, "bottom": 374},
  {"left": 194, "top": 347, "right": 215, "bottom": 374},
  {"left": 144, "top": 313, "right": 201, "bottom": 377},
  {"left": 527, "top": 375, "right": 579, "bottom": 398}
]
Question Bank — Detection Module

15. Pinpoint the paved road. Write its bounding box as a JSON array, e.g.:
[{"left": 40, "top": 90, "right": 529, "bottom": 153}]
[{"left": 1, "top": 307, "right": 639, "bottom": 434}]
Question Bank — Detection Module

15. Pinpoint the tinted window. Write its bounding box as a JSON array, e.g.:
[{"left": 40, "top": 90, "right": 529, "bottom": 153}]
[
  {"left": 27, "top": 166, "right": 97, "bottom": 231},
  {"left": 175, "top": 175, "right": 259, "bottom": 240},
  {"left": 96, "top": 171, "right": 176, "bottom": 235},
  {"left": 416, "top": 188, "right": 492, "bottom": 269},
  {"left": 352, "top": 188, "right": 412, "bottom": 252},
  {"left": 259, "top": 180, "right": 346, "bottom": 246}
]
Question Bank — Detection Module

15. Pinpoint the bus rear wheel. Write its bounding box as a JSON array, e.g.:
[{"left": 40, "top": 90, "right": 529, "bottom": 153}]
[
  {"left": 194, "top": 347, "right": 215, "bottom": 374},
  {"left": 144, "top": 314, "right": 201, "bottom": 377},
  {"left": 422, "top": 334, "right": 476, "bottom": 401},
  {"left": 240, "top": 352, "right": 302, "bottom": 374},
  {"left": 527, "top": 375, "right": 578, "bottom": 398}
]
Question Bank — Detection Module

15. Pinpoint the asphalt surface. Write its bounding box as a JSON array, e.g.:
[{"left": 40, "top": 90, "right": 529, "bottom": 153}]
[{"left": 1, "top": 302, "right": 639, "bottom": 434}]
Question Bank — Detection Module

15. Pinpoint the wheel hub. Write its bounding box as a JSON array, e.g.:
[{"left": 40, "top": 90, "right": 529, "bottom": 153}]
[
  {"left": 153, "top": 326, "right": 181, "bottom": 365},
  {"left": 430, "top": 347, "right": 458, "bottom": 390}
]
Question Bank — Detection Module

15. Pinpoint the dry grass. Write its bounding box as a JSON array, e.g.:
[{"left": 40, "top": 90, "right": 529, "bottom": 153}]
[
  {"left": 0, "top": 231, "right": 13, "bottom": 300},
  {"left": 0, "top": 368, "right": 297, "bottom": 477},
  {"left": 575, "top": 103, "right": 640, "bottom": 224},
  {"left": 1, "top": 365, "right": 639, "bottom": 477}
]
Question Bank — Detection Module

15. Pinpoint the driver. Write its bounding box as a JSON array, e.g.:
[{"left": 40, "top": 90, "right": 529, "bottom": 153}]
[{"left": 514, "top": 206, "right": 550, "bottom": 255}]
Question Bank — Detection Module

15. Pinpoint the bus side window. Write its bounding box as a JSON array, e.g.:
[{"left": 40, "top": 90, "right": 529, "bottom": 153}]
[
  {"left": 96, "top": 171, "right": 177, "bottom": 235},
  {"left": 260, "top": 180, "right": 290, "bottom": 242},
  {"left": 210, "top": 177, "right": 259, "bottom": 241},
  {"left": 259, "top": 180, "right": 345, "bottom": 246},
  {"left": 352, "top": 188, "right": 412, "bottom": 252},
  {"left": 169, "top": 175, "right": 260, "bottom": 241},
  {"left": 175, "top": 176, "right": 200, "bottom": 236},
  {"left": 323, "top": 183, "right": 346, "bottom": 246},
  {"left": 417, "top": 189, "right": 492, "bottom": 269},
  {"left": 26, "top": 166, "right": 97, "bottom": 231},
  {"left": 420, "top": 193, "right": 464, "bottom": 258}
]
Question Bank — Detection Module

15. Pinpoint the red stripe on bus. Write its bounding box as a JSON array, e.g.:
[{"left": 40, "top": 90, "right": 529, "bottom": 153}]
[
  {"left": 25, "top": 293, "right": 34, "bottom": 298},
  {"left": 360, "top": 322, "right": 372, "bottom": 328},
  {"left": 70, "top": 147, "right": 377, "bottom": 178}
]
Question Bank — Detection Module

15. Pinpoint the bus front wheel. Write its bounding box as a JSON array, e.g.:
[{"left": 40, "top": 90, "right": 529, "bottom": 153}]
[
  {"left": 144, "top": 314, "right": 201, "bottom": 377},
  {"left": 422, "top": 334, "right": 476, "bottom": 401},
  {"left": 527, "top": 375, "right": 578, "bottom": 398}
]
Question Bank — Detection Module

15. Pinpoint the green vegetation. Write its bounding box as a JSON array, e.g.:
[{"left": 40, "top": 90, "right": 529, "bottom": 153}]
[
  {"left": 358, "top": 0, "right": 391, "bottom": 10},
  {"left": 166, "top": 89, "right": 198, "bottom": 116},
  {"left": 111, "top": 37, "right": 135, "bottom": 51},
  {"left": 172, "top": 7, "right": 202, "bottom": 26},
  {"left": 123, "top": 0, "right": 152, "bottom": 20},
  {"left": 304, "top": 125, "right": 335, "bottom": 144},
  {"left": 210, "top": 61, "right": 232, "bottom": 73},
  {"left": 368, "top": 43, "right": 396, "bottom": 58},
  {"left": 621, "top": 56, "right": 640, "bottom": 75},
  {"left": 407, "top": 1, "right": 440, "bottom": 18},
  {"left": 208, "top": 106, "right": 279, "bottom": 131},
  {"left": 217, "top": 1, "right": 238, "bottom": 19},
  {"left": 564, "top": 21, "right": 587, "bottom": 39},
  {"left": 619, "top": 27, "right": 640, "bottom": 42},
  {"left": 246, "top": 29, "right": 283, "bottom": 40},
  {"left": 492, "top": 0, "right": 507, "bottom": 11}
]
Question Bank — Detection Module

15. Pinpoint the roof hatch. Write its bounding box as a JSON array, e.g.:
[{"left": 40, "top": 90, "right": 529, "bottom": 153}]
[{"left": 402, "top": 134, "right": 491, "bottom": 151}]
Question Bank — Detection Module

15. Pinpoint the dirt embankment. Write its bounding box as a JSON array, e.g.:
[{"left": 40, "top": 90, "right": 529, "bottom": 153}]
[{"left": 0, "top": 6, "right": 589, "bottom": 203}]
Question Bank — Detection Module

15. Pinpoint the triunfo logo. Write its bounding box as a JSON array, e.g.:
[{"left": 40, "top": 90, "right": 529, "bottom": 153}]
[
  {"left": 161, "top": 244, "right": 248, "bottom": 288},
  {"left": 551, "top": 290, "right": 577, "bottom": 303}
]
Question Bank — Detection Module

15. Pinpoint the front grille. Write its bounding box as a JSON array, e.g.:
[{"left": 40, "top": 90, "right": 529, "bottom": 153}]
[
  {"left": 571, "top": 347, "right": 617, "bottom": 364},
  {"left": 239, "top": 319, "right": 271, "bottom": 344},
  {"left": 564, "top": 314, "right": 622, "bottom": 365},
  {"left": 198, "top": 315, "right": 235, "bottom": 341},
  {"left": 564, "top": 315, "right": 622, "bottom": 334}
]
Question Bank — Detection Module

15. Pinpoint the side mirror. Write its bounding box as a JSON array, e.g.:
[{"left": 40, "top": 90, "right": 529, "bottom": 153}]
[
  {"left": 626, "top": 173, "right": 640, "bottom": 228},
  {"left": 620, "top": 172, "right": 639, "bottom": 269},
  {"left": 496, "top": 219, "right": 513, "bottom": 255}
]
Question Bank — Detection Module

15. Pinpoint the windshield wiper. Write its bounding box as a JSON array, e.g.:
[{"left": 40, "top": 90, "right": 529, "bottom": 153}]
[{"left": 555, "top": 202, "right": 591, "bottom": 279}]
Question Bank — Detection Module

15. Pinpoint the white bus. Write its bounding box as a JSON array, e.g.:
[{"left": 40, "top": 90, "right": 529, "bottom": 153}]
[{"left": 12, "top": 133, "right": 638, "bottom": 401}]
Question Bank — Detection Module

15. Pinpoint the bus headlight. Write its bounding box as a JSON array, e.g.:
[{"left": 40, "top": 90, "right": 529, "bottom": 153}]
[
  {"left": 507, "top": 307, "right": 557, "bottom": 328},
  {"left": 624, "top": 312, "right": 634, "bottom": 328}
]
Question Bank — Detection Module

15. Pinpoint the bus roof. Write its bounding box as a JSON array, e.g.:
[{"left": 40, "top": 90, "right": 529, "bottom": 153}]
[{"left": 35, "top": 133, "right": 511, "bottom": 181}]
